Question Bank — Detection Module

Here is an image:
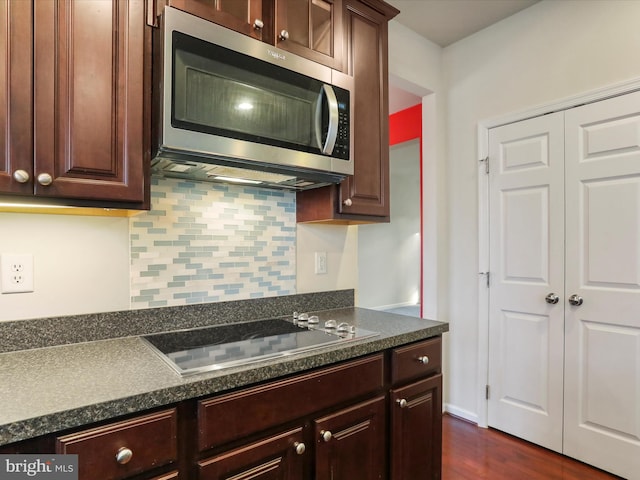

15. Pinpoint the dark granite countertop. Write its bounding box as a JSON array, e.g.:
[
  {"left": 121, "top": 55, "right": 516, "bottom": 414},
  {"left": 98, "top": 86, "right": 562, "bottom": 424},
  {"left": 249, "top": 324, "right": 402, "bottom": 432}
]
[{"left": 0, "top": 292, "right": 448, "bottom": 447}]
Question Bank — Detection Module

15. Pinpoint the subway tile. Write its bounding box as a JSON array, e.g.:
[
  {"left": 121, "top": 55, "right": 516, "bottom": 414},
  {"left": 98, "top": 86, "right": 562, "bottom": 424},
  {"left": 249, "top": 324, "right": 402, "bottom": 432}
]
[{"left": 131, "top": 177, "right": 296, "bottom": 308}]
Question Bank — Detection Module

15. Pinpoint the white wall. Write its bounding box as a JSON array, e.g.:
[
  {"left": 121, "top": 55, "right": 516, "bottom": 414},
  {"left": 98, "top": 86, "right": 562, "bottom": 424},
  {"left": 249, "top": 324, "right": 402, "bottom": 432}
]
[
  {"left": 295, "top": 224, "right": 358, "bottom": 294},
  {"left": 442, "top": 0, "right": 640, "bottom": 421},
  {"left": 0, "top": 213, "right": 130, "bottom": 321},
  {"left": 358, "top": 139, "right": 421, "bottom": 310}
]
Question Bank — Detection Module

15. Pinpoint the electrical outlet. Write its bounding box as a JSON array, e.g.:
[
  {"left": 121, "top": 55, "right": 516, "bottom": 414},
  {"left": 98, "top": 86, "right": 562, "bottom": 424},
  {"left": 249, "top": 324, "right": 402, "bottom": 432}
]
[
  {"left": 315, "top": 251, "right": 327, "bottom": 275},
  {"left": 1, "top": 254, "right": 34, "bottom": 294}
]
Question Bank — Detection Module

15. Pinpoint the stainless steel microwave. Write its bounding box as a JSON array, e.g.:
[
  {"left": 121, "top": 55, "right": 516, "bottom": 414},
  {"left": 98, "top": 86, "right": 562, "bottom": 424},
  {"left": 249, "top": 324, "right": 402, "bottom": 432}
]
[{"left": 152, "top": 7, "right": 354, "bottom": 190}]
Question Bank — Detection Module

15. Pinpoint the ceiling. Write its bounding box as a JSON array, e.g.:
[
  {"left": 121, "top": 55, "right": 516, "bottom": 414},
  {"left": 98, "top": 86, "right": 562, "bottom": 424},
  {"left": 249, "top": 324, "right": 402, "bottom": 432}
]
[
  {"left": 386, "top": 0, "right": 540, "bottom": 113},
  {"left": 386, "top": 0, "right": 540, "bottom": 48}
]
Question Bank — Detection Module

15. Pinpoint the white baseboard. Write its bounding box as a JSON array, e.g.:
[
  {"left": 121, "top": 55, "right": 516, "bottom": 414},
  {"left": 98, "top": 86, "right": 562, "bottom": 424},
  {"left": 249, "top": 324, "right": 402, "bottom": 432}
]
[
  {"left": 444, "top": 403, "right": 481, "bottom": 426},
  {"left": 368, "top": 301, "right": 418, "bottom": 311}
]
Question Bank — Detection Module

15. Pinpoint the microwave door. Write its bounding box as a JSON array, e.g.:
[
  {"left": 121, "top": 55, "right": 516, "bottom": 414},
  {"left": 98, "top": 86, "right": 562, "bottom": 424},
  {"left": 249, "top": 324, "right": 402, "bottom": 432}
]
[{"left": 314, "top": 84, "right": 339, "bottom": 155}]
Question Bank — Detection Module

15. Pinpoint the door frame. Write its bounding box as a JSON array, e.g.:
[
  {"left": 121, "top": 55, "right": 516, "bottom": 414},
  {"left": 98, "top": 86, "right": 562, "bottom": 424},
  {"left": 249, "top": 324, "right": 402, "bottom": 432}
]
[{"left": 476, "top": 76, "right": 640, "bottom": 428}]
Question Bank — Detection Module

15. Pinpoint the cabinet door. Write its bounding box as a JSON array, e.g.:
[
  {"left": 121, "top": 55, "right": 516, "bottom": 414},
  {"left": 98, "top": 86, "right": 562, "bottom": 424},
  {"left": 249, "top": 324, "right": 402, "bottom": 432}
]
[
  {"left": 33, "top": 0, "right": 147, "bottom": 204},
  {"left": 275, "top": 0, "right": 343, "bottom": 70},
  {"left": 198, "top": 428, "right": 306, "bottom": 480},
  {"left": 0, "top": 0, "right": 33, "bottom": 195},
  {"left": 168, "top": 0, "right": 265, "bottom": 40},
  {"left": 314, "top": 396, "right": 385, "bottom": 480},
  {"left": 390, "top": 375, "right": 442, "bottom": 480},
  {"left": 340, "top": 0, "right": 389, "bottom": 217}
]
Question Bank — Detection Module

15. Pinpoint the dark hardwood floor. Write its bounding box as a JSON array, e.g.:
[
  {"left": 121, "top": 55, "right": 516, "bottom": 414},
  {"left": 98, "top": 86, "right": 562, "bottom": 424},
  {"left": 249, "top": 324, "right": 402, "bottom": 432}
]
[{"left": 442, "top": 414, "right": 625, "bottom": 479}]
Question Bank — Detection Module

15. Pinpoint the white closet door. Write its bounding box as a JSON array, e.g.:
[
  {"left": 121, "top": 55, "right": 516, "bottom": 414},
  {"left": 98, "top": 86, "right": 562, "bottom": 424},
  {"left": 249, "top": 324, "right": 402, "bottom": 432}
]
[
  {"left": 487, "top": 111, "right": 565, "bottom": 452},
  {"left": 564, "top": 90, "right": 640, "bottom": 480}
]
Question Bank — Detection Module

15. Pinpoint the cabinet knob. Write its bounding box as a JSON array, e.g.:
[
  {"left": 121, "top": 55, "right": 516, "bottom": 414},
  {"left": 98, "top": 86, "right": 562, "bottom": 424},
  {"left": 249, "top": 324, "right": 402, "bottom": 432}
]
[
  {"left": 397, "top": 398, "right": 408, "bottom": 409},
  {"left": 13, "top": 169, "right": 30, "bottom": 183},
  {"left": 320, "top": 430, "right": 332, "bottom": 442},
  {"left": 36, "top": 172, "right": 53, "bottom": 186},
  {"left": 417, "top": 355, "right": 430, "bottom": 365},
  {"left": 279, "top": 29, "right": 290, "bottom": 41},
  {"left": 343, "top": 198, "right": 353, "bottom": 207},
  {"left": 253, "top": 19, "right": 264, "bottom": 30},
  {"left": 115, "top": 447, "right": 133, "bottom": 465},
  {"left": 294, "top": 442, "right": 306, "bottom": 455}
]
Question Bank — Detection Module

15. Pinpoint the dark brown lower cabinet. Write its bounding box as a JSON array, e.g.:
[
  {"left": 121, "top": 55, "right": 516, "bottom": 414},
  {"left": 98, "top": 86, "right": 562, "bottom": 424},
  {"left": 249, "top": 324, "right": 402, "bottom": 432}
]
[
  {"left": 390, "top": 375, "right": 443, "bottom": 480},
  {"left": 315, "top": 396, "right": 386, "bottom": 480},
  {"left": 198, "top": 428, "right": 305, "bottom": 479}
]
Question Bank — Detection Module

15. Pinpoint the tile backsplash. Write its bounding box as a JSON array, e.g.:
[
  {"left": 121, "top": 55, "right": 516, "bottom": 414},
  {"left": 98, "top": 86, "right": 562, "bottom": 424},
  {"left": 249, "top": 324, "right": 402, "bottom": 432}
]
[{"left": 130, "top": 177, "right": 296, "bottom": 308}]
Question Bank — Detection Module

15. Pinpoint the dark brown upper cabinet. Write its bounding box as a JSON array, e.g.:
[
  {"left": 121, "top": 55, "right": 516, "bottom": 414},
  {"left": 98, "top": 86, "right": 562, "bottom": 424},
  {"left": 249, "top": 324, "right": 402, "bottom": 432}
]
[
  {"left": 166, "top": 0, "right": 343, "bottom": 70},
  {"left": 296, "top": 0, "right": 399, "bottom": 223},
  {"left": 167, "top": 0, "right": 266, "bottom": 40},
  {"left": 0, "top": 0, "right": 149, "bottom": 210}
]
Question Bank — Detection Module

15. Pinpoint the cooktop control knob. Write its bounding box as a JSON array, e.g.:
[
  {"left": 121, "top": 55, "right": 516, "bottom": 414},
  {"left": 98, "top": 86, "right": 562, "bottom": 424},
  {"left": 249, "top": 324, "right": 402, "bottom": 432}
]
[
  {"left": 308, "top": 315, "right": 319, "bottom": 324},
  {"left": 324, "top": 319, "right": 337, "bottom": 329},
  {"left": 297, "top": 313, "right": 309, "bottom": 322},
  {"left": 337, "top": 322, "right": 356, "bottom": 334}
]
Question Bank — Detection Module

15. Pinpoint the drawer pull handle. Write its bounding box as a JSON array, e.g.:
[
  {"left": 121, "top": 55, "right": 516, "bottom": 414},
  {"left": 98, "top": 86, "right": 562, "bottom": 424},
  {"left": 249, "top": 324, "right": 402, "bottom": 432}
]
[
  {"left": 320, "top": 430, "right": 333, "bottom": 442},
  {"left": 115, "top": 447, "right": 133, "bottom": 465},
  {"left": 397, "top": 398, "right": 408, "bottom": 409},
  {"left": 417, "top": 356, "right": 430, "bottom": 365},
  {"left": 294, "top": 442, "right": 306, "bottom": 455}
]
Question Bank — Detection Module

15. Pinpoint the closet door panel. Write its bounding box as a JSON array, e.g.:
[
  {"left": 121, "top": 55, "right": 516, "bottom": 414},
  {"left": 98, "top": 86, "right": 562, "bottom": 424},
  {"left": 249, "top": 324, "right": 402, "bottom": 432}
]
[
  {"left": 487, "top": 111, "right": 565, "bottom": 453},
  {"left": 564, "top": 90, "right": 640, "bottom": 480}
]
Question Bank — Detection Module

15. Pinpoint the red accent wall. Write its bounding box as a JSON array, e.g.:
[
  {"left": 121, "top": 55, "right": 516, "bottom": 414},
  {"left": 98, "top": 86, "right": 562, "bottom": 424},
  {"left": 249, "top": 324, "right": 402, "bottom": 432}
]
[{"left": 389, "top": 104, "right": 422, "bottom": 146}]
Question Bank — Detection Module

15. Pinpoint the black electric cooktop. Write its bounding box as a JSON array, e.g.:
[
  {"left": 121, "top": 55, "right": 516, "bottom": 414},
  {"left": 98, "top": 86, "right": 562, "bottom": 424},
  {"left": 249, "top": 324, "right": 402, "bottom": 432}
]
[{"left": 142, "top": 317, "right": 378, "bottom": 376}]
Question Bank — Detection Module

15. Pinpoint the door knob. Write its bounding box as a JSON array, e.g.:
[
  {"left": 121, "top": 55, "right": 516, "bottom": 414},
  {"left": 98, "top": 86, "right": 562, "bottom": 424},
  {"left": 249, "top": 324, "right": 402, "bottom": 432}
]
[
  {"left": 568, "top": 294, "right": 583, "bottom": 306},
  {"left": 545, "top": 293, "right": 559, "bottom": 304}
]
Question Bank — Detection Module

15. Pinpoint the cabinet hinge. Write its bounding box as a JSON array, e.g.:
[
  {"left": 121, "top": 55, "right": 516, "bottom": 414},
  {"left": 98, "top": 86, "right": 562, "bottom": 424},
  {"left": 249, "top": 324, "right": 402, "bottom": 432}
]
[
  {"left": 486, "top": 385, "right": 490, "bottom": 400},
  {"left": 479, "top": 271, "right": 490, "bottom": 287},
  {"left": 480, "top": 156, "right": 489, "bottom": 174}
]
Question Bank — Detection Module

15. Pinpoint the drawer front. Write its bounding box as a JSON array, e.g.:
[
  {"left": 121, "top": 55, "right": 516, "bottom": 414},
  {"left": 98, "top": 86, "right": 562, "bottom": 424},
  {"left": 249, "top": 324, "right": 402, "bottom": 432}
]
[
  {"left": 56, "top": 409, "right": 177, "bottom": 480},
  {"left": 391, "top": 337, "right": 442, "bottom": 385},
  {"left": 199, "top": 354, "right": 385, "bottom": 451}
]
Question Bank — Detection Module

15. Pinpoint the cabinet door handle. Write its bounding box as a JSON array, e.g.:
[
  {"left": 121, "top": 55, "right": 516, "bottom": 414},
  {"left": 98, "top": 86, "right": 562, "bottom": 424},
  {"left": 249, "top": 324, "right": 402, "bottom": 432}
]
[
  {"left": 417, "top": 356, "right": 430, "bottom": 365},
  {"left": 13, "top": 170, "right": 30, "bottom": 183},
  {"left": 115, "top": 447, "right": 133, "bottom": 465},
  {"left": 253, "top": 19, "right": 264, "bottom": 30},
  {"left": 320, "top": 430, "right": 332, "bottom": 442},
  {"left": 279, "top": 29, "right": 290, "bottom": 41},
  {"left": 343, "top": 198, "right": 352, "bottom": 207},
  {"left": 397, "top": 398, "right": 408, "bottom": 409},
  {"left": 37, "top": 172, "right": 53, "bottom": 186},
  {"left": 294, "top": 442, "right": 306, "bottom": 455}
]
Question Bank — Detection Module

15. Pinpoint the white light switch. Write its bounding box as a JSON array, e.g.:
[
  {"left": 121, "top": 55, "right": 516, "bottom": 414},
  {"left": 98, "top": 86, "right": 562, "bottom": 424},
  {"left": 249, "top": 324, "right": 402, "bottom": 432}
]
[{"left": 315, "top": 251, "right": 327, "bottom": 275}]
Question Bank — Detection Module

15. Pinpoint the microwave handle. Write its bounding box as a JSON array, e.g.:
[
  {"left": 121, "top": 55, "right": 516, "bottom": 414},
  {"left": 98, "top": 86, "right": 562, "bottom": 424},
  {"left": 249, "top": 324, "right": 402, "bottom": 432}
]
[{"left": 314, "top": 84, "right": 339, "bottom": 155}]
